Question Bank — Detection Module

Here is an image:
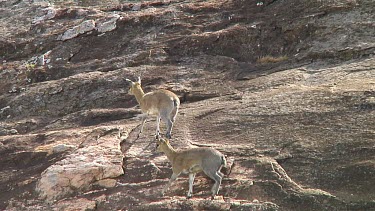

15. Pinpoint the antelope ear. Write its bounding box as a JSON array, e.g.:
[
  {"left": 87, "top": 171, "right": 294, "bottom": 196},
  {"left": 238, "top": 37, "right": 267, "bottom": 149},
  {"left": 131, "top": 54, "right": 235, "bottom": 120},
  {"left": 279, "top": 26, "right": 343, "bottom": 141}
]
[
  {"left": 125, "top": 78, "right": 134, "bottom": 84},
  {"left": 137, "top": 76, "right": 141, "bottom": 84}
]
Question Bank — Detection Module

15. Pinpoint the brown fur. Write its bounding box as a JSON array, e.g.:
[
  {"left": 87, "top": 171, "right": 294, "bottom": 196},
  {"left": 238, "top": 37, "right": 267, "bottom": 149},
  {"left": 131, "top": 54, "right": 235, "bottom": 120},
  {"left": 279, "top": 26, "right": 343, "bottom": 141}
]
[
  {"left": 156, "top": 138, "right": 226, "bottom": 199},
  {"left": 126, "top": 78, "right": 180, "bottom": 138}
]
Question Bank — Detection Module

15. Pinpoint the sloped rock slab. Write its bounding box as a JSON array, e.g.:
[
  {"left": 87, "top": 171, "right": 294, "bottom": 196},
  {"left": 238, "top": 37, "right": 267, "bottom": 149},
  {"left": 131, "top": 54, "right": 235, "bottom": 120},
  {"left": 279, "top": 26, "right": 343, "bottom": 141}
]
[{"left": 36, "top": 127, "right": 127, "bottom": 202}]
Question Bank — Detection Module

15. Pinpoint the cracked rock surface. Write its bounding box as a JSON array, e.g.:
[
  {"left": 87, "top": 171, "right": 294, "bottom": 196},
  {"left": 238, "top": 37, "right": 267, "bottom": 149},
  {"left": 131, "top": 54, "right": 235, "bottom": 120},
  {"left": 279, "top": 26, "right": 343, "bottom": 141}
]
[{"left": 0, "top": 0, "right": 374, "bottom": 210}]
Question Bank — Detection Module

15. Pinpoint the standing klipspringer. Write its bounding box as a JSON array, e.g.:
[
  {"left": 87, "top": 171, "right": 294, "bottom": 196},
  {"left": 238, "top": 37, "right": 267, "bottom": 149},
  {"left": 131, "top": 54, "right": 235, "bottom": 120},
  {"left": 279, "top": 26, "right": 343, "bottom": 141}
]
[
  {"left": 156, "top": 138, "right": 227, "bottom": 199},
  {"left": 125, "top": 77, "right": 180, "bottom": 139}
]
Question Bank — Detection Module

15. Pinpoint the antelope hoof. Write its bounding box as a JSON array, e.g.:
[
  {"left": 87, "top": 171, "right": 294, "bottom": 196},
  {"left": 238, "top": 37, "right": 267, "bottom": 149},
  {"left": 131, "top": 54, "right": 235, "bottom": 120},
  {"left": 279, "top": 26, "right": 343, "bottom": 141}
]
[
  {"left": 211, "top": 195, "right": 215, "bottom": 200},
  {"left": 165, "top": 133, "right": 172, "bottom": 139},
  {"left": 187, "top": 194, "right": 192, "bottom": 199}
]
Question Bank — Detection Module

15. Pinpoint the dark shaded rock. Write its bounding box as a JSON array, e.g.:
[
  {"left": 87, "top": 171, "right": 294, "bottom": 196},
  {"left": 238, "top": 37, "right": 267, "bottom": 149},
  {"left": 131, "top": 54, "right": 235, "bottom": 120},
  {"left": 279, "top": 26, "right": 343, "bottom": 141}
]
[{"left": 0, "top": 0, "right": 374, "bottom": 210}]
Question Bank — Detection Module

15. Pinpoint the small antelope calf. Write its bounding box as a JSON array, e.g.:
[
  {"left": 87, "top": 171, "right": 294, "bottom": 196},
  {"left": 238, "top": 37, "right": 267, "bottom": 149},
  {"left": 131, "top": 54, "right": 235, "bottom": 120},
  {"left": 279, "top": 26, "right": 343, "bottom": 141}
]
[
  {"left": 156, "top": 138, "right": 227, "bottom": 199},
  {"left": 125, "top": 77, "right": 180, "bottom": 139}
]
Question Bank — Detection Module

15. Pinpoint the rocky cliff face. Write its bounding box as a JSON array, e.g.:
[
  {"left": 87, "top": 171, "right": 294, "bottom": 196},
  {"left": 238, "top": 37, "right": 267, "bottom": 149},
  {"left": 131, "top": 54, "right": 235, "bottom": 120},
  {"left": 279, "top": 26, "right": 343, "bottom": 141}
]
[{"left": 0, "top": 0, "right": 374, "bottom": 210}]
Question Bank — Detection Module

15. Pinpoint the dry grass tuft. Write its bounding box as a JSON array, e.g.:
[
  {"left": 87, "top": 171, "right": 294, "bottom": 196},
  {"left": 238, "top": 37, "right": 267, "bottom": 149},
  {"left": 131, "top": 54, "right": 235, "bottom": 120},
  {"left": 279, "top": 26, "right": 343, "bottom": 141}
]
[{"left": 257, "top": 55, "right": 288, "bottom": 64}]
